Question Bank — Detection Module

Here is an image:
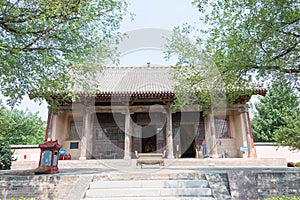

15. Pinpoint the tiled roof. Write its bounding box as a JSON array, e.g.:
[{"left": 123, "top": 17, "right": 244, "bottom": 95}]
[
  {"left": 11, "top": 145, "right": 39, "bottom": 149},
  {"left": 75, "top": 66, "right": 266, "bottom": 96},
  {"left": 95, "top": 66, "right": 175, "bottom": 95}
]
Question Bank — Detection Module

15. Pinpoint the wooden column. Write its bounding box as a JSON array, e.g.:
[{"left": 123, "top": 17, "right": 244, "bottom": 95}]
[
  {"left": 79, "top": 109, "right": 92, "bottom": 160},
  {"left": 124, "top": 111, "right": 132, "bottom": 159},
  {"left": 166, "top": 109, "right": 174, "bottom": 159},
  {"left": 239, "top": 110, "right": 248, "bottom": 158},
  {"left": 86, "top": 111, "right": 93, "bottom": 159},
  {"left": 48, "top": 111, "right": 55, "bottom": 140},
  {"left": 246, "top": 111, "right": 257, "bottom": 158},
  {"left": 241, "top": 107, "right": 256, "bottom": 158},
  {"left": 209, "top": 111, "right": 218, "bottom": 157},
  {"left": 204, "top": 116, "right": 210, "bottom": 155}
]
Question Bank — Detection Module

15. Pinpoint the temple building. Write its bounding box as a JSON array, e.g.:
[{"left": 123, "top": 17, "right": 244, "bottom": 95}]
[{"left": 47, "top": 66, "right": 266, "bottom": 160}]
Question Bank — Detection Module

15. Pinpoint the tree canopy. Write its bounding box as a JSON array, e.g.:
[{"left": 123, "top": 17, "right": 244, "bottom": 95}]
[
  {"left": 192, "top": 0, "right": 299, "bottom": 86},
  {"left": 0, "top": 140, "right": 14, "bottom": 170},
  {"left": 164, "top": 26, "right": 258, "bottom": 111},
  {"left": 0, "top": 0, "right": 127, "bottom": 106},
  {"left": 0, "top": 104, "right": 46, "bottom": 145},
  {"left": 251, "top": 81, "right": 300, "bottom": 150},
  {"left": 164, "top": 0, "right": 299, "bottom": 112}
]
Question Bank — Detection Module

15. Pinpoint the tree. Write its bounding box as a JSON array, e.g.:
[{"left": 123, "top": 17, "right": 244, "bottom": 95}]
[
  {"left": 0, "top": 140, "right": 14, "bottom": 170},
  {"left": 273, "top": 110, "right": 300, "bottom": 150},
  {"left": 0, "top": 0, "right": 127, "bottom": 106},
  {"left": 192, "top": 0, "right": 299, "bottom": 87},
  {"left": 164, "top": 26, "right": 257, "bottom": 111},
  {"left": 0, "top": 105, "right": 46, "bottom": 145},
  {"left": 251, "top": 81, "right": 300, "bottom": 149}
]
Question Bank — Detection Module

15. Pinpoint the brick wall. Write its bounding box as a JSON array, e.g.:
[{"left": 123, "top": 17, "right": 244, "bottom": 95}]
[
  {"left": 256, "top": 171, "right": 300, "bottom": 199},
  {"left": 0, "top": 175, "right": 78, "bottom": 200}
]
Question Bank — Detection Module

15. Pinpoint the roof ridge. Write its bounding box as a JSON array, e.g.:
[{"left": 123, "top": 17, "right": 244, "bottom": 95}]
[{"left": 104, "top": 66, "right": 171, "bottom": 69}]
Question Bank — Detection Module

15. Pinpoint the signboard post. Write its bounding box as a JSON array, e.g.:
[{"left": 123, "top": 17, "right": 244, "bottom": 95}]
[
  {"left": 240, "top": 146, "right": 248, "bottom": 152},
  {"left": 240, "top": 146, "right": 248, "bottom": 158}
]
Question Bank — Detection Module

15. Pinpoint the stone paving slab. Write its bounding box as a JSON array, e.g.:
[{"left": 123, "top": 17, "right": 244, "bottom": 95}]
[
  {"left": 90, "top": 179, "right": 209, "bottom": 189},
  {"left": 85, "top": 188, "right": 212, "bottom": 198},
  {"left": 84, "top": 197, "right": 216, "bottom": 200},
  {"left": 11, "top": 158, "right": 287, "bottom": 171},
  {"left": 66, "top": 175, "right": 93, "bottom": 200}
]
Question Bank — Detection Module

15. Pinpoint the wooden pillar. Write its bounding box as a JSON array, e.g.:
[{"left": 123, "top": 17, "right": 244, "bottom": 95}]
[
  {"left": 239, "top": 110, "right": 248, "bottom": 158},
  {"left": 242, "top": 107, "right": 256, "bottom": 158},
  {"left": 246, "top": 111, "right": 257, "bottom": 158},
  {"left": 204, "top": 116, "right": 210, "bottom": 155},
  {"left": 49, "top": 111, "right": 55, "bottom": 140},
  {"left": 86, "top": 111, "right": 93, "bottom": 159},
  {"left": 166, "top": 109, "right": 174, "bottom": 159},
  {"left": 79, "top": 109, "right": 92, "bottom": 160},
  {"left": 209, "top": 111, "right": 218, "bottom": 157},
  {"left": 124, "top": 111, "right": 132, "bottom": 159}
]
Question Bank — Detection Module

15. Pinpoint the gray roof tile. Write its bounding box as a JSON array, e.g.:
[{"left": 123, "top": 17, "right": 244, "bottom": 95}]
[{"left": 96, "top": 66, "right": 175, "bottom": 94}]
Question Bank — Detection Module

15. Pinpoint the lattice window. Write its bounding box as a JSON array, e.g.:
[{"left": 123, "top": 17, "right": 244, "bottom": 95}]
[
  {"left": 215, "top": 117, "right": 230, "bottom": 138},
  {"left": 95, "top": 128, "right": 104, "bottom": 140},
  {"left": 133, "top": 126, "right": 142, "bottom": 140},
  {"left": 95, "top": 127, "right": 124, "bottom": 141},
  {"left": 172, "top": 127, "right": 180, "bottom": 138},
  {"left": 157, "top": 128, "right": 164, "bottom": 140},
  {"left": 69, "top": 121, "right": 82, "bottom": 140}
]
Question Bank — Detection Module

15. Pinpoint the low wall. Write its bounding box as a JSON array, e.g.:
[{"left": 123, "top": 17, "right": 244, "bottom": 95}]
[
  {"left": 11, "top": 145, "right": 40, "bottom": 162},
  {"left": 255, "top": 143, "right": 300, "bottom": 162}
]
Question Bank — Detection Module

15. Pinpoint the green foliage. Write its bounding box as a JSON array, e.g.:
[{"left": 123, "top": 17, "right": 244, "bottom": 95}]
[
  {"left": 0, "top": 105, "right": 46, "bottom": 145},
  {"left": 0, "top": 140, "right": 14, "bottom": 170},
  {"left": 0, "top": 0, "right": 127, "bottom": 107},
  {"left": 192, "top": 0, "right": 300, "bottom": 86},
  {"left": 265, "top": 197, "right": 300, "bottom": 200},
  {"left": 251, "top": 81, "right": 300, "bottom": 149},
  {"left": 1, "top": 198, "right": 35, "bottom": 200},
  {"left": 273, "top": 110, "right": 300, "bottom": 150},
  {"left": 165, "top": 26, "right": 256, "bottom": 111}
]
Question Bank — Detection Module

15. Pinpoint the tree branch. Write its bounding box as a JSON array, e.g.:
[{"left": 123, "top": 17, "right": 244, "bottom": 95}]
[
  {"left": 249, "top": 65, "right": 300, "bottom": 73},
  {"left": 272, "top": 42, "right": 299, "bottom": 60},
  {"left": 0, "top": 21, "right": 18, "bottom": 33}
]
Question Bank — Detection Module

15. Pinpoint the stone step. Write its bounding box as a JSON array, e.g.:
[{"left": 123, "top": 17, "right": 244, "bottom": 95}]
[
  {"left": 84, "top": 197, "right": 215, "bottom": 200},
  {"left": 89, "top": 179, "right": 209, "bottom": 189},
  {"left": 92, "top": 172, "right": 206, "bottom": 181},
  {"left": 85, "top": 188, "right": 212, "bottom": 198}
]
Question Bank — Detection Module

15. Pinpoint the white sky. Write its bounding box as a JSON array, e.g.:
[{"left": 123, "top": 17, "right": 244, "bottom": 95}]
[{"left": 2, "top": 0, "right": 201, "bottom": 120}]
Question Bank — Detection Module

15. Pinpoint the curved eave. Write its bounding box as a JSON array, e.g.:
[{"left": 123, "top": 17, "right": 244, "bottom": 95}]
[{"left": 95, "top": 91, "right": 176, "bottom": 97}]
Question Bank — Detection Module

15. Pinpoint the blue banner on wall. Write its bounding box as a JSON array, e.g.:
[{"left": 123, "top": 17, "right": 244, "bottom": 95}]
[{"left": 59, "top": 150, "right": 67, "bottom": 155}]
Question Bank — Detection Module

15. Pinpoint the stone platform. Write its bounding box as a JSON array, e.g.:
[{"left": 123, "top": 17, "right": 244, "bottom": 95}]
[
  {"left": 5, "top": 157, "right": 297, "bottom": 199},
  {"left": 11, "top": 157, "right": 287, "bottom": 171},
  {"left": 1, "top": 166, "right": 299, "bottom": 200}
]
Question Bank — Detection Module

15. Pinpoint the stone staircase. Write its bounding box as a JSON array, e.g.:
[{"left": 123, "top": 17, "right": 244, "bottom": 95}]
[{"left": 83, "top": 173, "right": 216, "bottom": 200}]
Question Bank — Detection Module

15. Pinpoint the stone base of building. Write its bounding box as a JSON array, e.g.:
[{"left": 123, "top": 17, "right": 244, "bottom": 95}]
[{"left": 11, "top": 157, "right": 287, "bottom": 170}]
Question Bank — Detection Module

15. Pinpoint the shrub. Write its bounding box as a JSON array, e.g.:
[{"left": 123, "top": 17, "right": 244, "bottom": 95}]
[
  {"left": 265, "top": 197, "right": 300, "bottom": 200},
  {"left": 0, "top": 140, "right": 14, "bottom": 170}
]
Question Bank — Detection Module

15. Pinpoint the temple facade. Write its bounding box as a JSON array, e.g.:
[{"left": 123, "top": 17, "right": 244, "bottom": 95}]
[{"left": 48, "top": 66, "right": 266, "bottom": 160}]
